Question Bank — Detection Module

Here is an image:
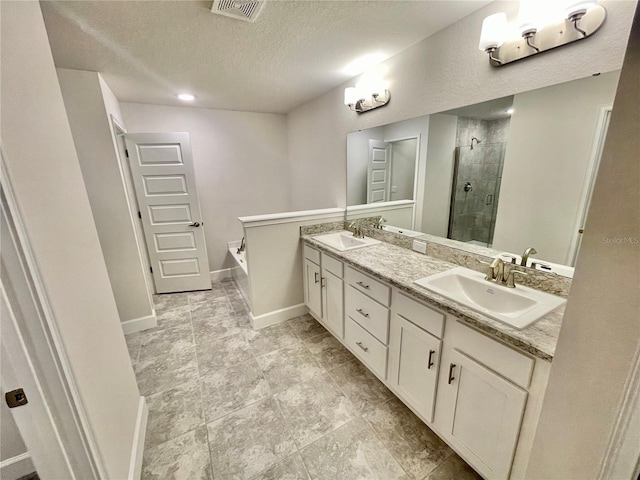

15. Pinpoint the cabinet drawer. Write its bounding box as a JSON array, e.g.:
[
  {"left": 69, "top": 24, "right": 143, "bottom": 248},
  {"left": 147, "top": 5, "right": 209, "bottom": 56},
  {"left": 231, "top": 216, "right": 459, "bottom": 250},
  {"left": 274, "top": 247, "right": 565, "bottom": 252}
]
[
  {"left": 322, "top": 253, "right": 343, "bottom": 279},
  {"left": 346, "top": 286, "right": 390, "bottom": 344},
  {"left": 345, "top": 266, "right": 390, "bottom": 306},
  {"left": 394, "top": 291, "right": 445, "bottom": 339},
  {"left": 345, "top": 317, "right": 388, "bottom": 380},
  {"left": 304, "top": 245, "right": 320, "bottom": 264},
  {"left": 451, "top": 320, "right": 534, "bottom": 389}
]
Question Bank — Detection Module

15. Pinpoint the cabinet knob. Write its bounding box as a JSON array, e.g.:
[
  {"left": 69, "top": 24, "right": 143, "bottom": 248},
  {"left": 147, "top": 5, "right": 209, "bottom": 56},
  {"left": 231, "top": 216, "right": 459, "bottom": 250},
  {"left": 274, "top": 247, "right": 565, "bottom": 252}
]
[
  {"left": 428, "top": 350, "right": 436, "bottom": 369},
  {"left": 448, "top": 363, "right": 456, "bottom": 384}
]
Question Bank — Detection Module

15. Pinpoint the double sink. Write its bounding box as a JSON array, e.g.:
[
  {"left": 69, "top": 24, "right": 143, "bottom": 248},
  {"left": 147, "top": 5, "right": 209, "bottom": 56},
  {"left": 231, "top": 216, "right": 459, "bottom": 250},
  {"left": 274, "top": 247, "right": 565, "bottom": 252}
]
[{"left": 312, "top": 231, "right": 566, "bottom": 331}]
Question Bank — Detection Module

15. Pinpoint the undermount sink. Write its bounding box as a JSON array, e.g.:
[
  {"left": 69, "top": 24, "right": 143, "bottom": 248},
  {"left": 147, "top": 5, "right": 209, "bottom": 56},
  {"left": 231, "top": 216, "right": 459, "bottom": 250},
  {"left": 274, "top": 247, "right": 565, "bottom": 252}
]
[
  {"left": 414, "top": 267, "right": 566, "bottom": 330},
  {"left": 313, "top": 231, "right": 381, "bottom": 252}
]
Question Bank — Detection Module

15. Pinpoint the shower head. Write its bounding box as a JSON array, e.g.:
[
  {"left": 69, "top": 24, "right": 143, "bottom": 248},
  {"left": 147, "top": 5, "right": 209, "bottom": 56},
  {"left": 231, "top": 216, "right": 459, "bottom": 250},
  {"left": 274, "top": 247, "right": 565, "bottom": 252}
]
[{"left": 471, "top": 137, "right": 482, "bottom": 149}]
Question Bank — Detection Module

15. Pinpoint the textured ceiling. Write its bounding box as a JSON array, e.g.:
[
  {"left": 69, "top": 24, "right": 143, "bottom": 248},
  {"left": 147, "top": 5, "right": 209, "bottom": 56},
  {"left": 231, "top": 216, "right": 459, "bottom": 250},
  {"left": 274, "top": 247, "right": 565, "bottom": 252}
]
[{"left": 41, "top": 1, "right": 491, "bottom": 114}]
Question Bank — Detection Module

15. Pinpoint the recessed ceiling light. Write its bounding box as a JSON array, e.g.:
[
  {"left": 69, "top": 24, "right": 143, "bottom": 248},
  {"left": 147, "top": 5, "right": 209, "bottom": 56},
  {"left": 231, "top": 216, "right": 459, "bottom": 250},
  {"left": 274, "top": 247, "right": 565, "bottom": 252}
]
[
  {"left": 177, "top": 93, "right": 195, "bottom": 101},
  {"left": 506, "top": 108, "right": 515, "bottom": 114},
  {"left": 342, "top": 53, "right": 388, "bottom": 76}
]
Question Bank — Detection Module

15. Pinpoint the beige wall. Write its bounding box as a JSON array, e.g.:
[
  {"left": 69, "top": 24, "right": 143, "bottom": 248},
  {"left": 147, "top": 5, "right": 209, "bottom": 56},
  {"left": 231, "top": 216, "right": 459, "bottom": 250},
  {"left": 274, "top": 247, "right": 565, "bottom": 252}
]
[
  {"left": 57, "top": 68, "right": 153, "bottom": 322},
  {"left": 0, "top": 2, "right": 141, "bottom": 479},
  {"left": 286, "top": 0, "right": 635, "bottom": 212},
  {"left": 527, "top": 5, "right": 640, "bottom": 477},
  {"left": 243, "top": 212, "right": 344, "bottom": 318},
  {"left": 120, "top": 102, "right": 290, "bottom": 274},
  {"left": 492, "top": 71, "right": 620, "bottom": 265},
  {"left": 422, "top": 114, "right": 458, "bottom": 237}
]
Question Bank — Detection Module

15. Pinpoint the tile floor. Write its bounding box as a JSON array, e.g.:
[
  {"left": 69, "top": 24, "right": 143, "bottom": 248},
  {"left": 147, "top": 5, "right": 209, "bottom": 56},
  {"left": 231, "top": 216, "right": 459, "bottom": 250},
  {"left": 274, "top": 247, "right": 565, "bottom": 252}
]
[{"left": 125, "top": 278, "right": 482, "bottom": 480}]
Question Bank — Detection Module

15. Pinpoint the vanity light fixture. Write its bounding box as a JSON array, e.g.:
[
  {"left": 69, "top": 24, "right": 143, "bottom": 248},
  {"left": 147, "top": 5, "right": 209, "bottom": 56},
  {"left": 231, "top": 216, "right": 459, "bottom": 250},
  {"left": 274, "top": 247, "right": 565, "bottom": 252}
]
[
  {"left": 478, "top": 0, "right": 606, "bottom": 67},
  {"left": 344, "top": 76, "right": 390, "bottom": 114}
]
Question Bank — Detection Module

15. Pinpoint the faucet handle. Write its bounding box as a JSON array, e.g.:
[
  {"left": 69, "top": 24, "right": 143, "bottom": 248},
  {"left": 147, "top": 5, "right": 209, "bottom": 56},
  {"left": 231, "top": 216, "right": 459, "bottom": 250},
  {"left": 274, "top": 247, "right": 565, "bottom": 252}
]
[
  {"left": 506, "top": 269, "right": 528, "bottom": 288},
  {"left": 479, "top": 260, "right": 496, "bottom": 281}
]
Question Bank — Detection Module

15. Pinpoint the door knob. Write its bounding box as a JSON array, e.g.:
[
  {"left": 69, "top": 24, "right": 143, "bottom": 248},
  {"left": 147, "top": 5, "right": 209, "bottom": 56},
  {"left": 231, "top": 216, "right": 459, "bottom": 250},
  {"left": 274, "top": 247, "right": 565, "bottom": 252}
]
[{"left": 189, "top": 222, "right": 201, "bottom": 227}]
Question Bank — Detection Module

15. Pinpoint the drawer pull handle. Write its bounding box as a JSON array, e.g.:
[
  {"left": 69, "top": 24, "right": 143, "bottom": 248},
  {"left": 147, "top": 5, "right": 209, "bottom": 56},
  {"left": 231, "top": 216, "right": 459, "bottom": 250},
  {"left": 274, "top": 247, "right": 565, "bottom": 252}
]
[
  {"left": 321, "top": 277, "right": 326, "bottom": 288},
  {"left": 314, "top": 272, "right": 319, "bottom": 284},
  {"left": 448, "top": 363, "right": 456, "bottom": 384},
  {"left": 356, "top": 281, "right": 370, "bottom": 289},
  {"left": 428, "top": 350, "right": 435, "bottom": 369},
  {"left": 356, "top": 341, "right": 369, "bottom": 352},
  {"left": 356, "top": 308, "right": 369, "bottom": 318}
]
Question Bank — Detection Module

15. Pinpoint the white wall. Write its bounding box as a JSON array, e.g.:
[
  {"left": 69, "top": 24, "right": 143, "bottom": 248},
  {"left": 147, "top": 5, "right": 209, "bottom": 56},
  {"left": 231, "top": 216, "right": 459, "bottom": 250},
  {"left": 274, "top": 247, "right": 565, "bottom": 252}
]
[
  {"left": 120, "top": 102, "right": 290, "bottom": 274},
  {"left": 492, "top": 71, "right": 620, "bottom": 264},
  {"left": 422, "top": 114, "right": 458, "bottom": 236},
  {"left": 57, "top": 68, "right": 153, "bottom": 322},
  {"left": 241, "top": 211, "right": 344, "bottom": 320},
  {"left": 527, "top": 6, "right": 640, "bottom": 476},
  {"left": 389, "top": 138, "right": 417, "bottom": 201},
  {"left": 286, "top": 0, "right": 635, "bottom": 212},
  {"left": 0, "top": 2, "right": 141, "bottom": 479}
]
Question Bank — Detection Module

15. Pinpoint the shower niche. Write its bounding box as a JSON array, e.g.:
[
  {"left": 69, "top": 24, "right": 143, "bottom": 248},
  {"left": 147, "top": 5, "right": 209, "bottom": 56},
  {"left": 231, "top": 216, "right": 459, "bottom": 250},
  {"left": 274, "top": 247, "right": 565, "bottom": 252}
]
[{"left": 448, "top": 116, "right": 510, "bottom": 248}]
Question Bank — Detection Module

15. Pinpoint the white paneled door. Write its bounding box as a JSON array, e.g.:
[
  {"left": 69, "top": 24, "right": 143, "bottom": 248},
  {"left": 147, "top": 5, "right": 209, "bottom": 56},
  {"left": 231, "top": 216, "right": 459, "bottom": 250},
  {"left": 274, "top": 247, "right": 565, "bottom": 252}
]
[
  {"left": 367, "top": 140, "right": 391, "bottom": 203},
  {"left": 124, "top": 132, "right": 211, "bottom": 293}
]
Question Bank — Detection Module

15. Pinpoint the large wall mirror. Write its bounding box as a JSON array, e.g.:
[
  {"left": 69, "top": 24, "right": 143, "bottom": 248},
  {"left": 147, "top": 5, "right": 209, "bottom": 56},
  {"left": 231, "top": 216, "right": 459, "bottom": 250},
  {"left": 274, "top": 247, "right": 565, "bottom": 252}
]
[{"left": 347, "top": 70, "right": 620, "bottom": 272}]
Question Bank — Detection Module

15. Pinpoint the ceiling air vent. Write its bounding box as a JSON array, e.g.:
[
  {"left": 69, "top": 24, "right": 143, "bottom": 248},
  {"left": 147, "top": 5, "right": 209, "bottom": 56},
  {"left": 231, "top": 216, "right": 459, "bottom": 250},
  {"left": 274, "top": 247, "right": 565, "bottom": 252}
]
[{"left": 211, "top": 0, "right": 265, "bottom": 23}]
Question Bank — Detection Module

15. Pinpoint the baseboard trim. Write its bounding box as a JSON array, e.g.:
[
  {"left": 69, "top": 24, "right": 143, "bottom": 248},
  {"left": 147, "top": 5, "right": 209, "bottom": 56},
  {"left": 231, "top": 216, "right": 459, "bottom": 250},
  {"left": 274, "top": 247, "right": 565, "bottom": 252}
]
[
  {"left": 121, "top": 312, "right": 157, "bottom": 335},
  {"left": 0, "top": 452, "right": 34, "bottom": 480},
  {"left": 128, "top": 397, "right": 148, "bottom": 480},
  {"left": 211, "top": 268, "right": 232, "bottom": 282},
  {"left": 250, "top": 303, "right": 308, "bottom": 329}
]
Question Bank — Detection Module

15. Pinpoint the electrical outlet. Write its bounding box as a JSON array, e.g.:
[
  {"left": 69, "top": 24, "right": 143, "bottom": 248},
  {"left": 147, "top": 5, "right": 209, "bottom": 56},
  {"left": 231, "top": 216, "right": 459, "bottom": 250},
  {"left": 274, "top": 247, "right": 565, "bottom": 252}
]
[{"left": 413, "top": 240, "right": 427, "bottom": 254}]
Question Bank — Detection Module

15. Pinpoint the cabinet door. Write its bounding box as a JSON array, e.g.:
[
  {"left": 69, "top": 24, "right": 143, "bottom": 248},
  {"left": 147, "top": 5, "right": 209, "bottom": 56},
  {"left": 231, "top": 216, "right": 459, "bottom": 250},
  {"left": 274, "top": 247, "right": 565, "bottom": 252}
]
[
  {"left": 304, "top": 258, "right": 322, "bottom": 318},
  {"left": 441, "top": 349, "right": 528, "bottom": 480},
  {"left": 389, "top": 315, "right": 441, "bottom": 423},
  {"left": 322, "top": 269, "right": 344, "bottom": 338}
]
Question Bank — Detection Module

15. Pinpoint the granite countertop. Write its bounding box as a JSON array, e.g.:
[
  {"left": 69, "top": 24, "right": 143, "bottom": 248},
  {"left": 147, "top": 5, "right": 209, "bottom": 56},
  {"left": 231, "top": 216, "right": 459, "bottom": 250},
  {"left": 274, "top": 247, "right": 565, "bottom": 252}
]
[{"left": 302, "top": 234, "right": 563, "bottom": 362}]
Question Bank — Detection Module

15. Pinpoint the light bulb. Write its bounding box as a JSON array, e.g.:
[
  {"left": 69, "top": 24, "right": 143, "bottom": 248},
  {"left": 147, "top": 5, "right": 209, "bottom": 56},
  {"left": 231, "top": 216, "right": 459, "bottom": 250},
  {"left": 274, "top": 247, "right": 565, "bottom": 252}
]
[
  {"left": 344, "top": 87, "right": 358, "bottom": 106},
  {"left": 478, "top": 12, "right": 507, "bottom": 51}
]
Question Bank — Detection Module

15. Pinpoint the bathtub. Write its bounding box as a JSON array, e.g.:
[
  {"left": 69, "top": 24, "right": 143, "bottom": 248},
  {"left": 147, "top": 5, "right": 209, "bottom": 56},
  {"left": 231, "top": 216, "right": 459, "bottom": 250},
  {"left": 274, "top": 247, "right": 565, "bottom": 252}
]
[{"left": 228, "top": 240, "right": 251, "bottom": 307}]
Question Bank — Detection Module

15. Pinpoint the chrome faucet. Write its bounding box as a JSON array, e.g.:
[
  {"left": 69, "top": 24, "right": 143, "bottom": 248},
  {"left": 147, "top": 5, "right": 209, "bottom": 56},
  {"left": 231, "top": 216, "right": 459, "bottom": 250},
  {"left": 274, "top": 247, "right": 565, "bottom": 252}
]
[
  {"left": 483, "top": 257, "right": 527, "bottom": 288},
  {"left": 349, "top": 222, "right": 364, "bottom": 239},
  {"left": 486, "top": 258, "right": 506, "bottom": 283},
  {"left": 521, "top": 247, "right": 537, "bottom": 267},
  {"left": 372, "top": 217, "right": 387, "bottom": 229}
]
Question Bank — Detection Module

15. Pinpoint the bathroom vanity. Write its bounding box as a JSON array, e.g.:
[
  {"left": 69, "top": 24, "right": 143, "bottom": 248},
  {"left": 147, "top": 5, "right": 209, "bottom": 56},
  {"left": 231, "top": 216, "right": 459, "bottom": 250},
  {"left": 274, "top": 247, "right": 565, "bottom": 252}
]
[{"left": 301, "top": 233, "right": 563, "bottom": 480}]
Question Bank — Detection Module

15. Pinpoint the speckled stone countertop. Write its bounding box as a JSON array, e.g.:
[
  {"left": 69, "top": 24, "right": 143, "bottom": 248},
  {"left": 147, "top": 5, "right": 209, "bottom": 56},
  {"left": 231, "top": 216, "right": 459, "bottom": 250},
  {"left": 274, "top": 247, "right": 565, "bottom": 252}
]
[{"left": 302, "top": 233, "right": 563, "bottom": 362}]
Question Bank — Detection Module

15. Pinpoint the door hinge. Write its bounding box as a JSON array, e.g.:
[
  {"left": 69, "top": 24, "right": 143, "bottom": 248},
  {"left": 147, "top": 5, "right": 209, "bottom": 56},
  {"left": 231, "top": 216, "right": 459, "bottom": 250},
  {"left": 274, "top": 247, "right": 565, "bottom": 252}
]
[
  {"left": 138, "top": 211, "right": 142, "bottom": 219},
  {"left": 5, "top": 388, "right": 28, "bottom": 408},
  {"left": 150, "top": 266, "right": 153, "bottom": 274}
]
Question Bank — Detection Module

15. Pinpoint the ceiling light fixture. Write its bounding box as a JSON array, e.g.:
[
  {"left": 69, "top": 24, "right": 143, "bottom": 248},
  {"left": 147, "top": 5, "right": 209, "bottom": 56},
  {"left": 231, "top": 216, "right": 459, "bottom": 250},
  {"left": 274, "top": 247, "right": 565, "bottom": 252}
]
[
  {"left": 344, "top": 74, "right": 390, "bottom": 114},
  {"left": 177, "top": 93, "right": 195, "bottom": 101},
  {"left": 478, "top": 0, "right": 605, "bottom": 67}
]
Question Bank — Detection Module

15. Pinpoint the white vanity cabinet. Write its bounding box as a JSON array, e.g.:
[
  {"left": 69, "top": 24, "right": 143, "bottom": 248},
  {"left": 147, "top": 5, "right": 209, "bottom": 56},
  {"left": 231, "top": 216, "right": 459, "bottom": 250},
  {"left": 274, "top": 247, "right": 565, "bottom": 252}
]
[
  {"left": 388, "top": 291, "right": 445, "bottom": 423},
  {"left": 303, "top": 245, "right": 344, "bottom": 338},
  {"left": 301, "top": 241, "right": 552, "bottom": 480},
  {"left": 344, "top": 266, "right": 390, "bottom": 379},
  {"left": 434, "top": 320, "right": 533, "bottom": 480}
]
